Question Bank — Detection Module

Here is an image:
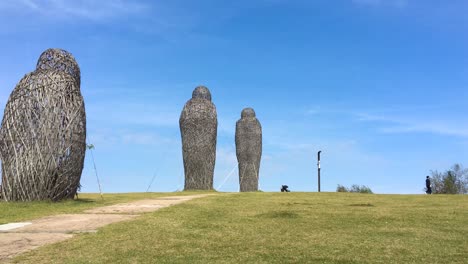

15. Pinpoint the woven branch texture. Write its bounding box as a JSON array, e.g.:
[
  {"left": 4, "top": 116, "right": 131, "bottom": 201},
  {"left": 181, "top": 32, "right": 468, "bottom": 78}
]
[
  {"left": 179, "top": 86, "right": 217, "bottom": 190},
  {"left": 236, "top": 108, "right": 262, "bottom": 192},
  {"left": 0, "top": 49, "right": 86, "bottom": 201},
  {"left": 36, "top": 48, "right": 81, "bottom": 87}
]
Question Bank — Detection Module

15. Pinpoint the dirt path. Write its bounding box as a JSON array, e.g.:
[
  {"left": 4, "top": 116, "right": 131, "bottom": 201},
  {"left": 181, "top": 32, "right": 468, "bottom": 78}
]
[{"left": 0, "top": 194, "right": 212, "bottom": 263}]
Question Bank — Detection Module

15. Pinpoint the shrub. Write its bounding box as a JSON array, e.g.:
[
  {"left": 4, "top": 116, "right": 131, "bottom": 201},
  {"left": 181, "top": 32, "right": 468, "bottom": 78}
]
[
  {"left": 430, "top": 164, "right": 468, "bottom": 194},
  {"left": 336, "top": 185, "right": 348, "bottom": 192},
  {"left": 337, "top": 184, "right": 373, "bottom": 194}
]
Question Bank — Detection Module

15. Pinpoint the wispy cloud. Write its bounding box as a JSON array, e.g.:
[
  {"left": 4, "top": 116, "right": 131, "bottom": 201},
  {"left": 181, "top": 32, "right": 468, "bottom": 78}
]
[
  {"left": 118, "top": 111, "right": 179, "bottom": 128},
  {"left": 355, "top": 112, "right": 391, "bottom": 122},
  {"left": 87, "top": 128, "right": 179, "bottom": 149},
  {"left": 87, "top": 96, "right": 181, "bottom": 128},
  {"left": 216, "top": 146, "right": 237, "bottom": 167},
  {"left": 121, "top": 131, "right": 177, "bottom": 146},
  {"left": 379, "top": 122, "right": 468, "bottom": 137},
  {"left": 305, "top": 107, "right": 321, "bottom": 116},
  {"left": 352, "top": 0, "right": 408, "bottom": 8},
  {"left": 0, "top": 0, "right": 149, "bottom": 20},
  {"left": 214, "top": 146, "right": 238, "bottom": 191},
  {"left": 17, "top": 0, "right": 40, "bottom": 10},
  {"left": 355, "top": 112, "right": 468, "bottom": 137}
]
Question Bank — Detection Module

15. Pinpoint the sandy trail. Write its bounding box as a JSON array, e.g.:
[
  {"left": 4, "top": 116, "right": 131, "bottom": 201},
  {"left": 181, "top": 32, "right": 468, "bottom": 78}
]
[{"left": 0, "top": 194, "right": 211, "bottom": 263}]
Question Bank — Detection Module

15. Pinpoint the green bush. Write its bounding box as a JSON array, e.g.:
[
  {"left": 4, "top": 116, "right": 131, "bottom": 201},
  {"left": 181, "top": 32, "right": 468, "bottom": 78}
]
[
  {"left": 336, "top": 185, "right": 348, "bottom": 192},
  {"left": 337, "top": 184, "right": 373, "bottom": 194},
  {"left": 430, "top": 164, "right": 468, "bottom": 194}
]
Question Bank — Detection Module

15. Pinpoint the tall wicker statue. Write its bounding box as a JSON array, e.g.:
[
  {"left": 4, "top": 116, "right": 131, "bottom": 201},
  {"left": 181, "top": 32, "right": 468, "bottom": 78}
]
[
  {"left": 0, "top": 49, "right": 86, "bottom": 201},
  {"left": 179, "top": 86, "right": 217, "bottom": 190},
  {"left": 236, "top": 108, "right": 262, "bottom": 192}
]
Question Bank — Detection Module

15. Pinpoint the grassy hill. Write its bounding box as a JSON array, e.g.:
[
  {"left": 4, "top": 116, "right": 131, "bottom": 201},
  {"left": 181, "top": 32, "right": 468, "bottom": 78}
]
[{"left": 7, "top": 192, "right": 468, "bottom": 263}]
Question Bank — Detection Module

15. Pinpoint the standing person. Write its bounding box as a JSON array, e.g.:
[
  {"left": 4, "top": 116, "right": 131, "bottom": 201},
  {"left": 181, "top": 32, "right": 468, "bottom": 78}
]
[{"left": 425, "top": 176, "right": 432, "bottom": 194}]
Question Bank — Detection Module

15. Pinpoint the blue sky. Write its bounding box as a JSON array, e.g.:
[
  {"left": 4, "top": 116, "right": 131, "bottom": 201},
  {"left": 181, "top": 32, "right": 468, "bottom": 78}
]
[{"left": 0, "top": 0, "right": 467, "bottom": 194}]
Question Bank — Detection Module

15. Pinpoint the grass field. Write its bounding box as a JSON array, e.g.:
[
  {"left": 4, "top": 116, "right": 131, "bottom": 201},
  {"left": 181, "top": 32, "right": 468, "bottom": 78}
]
[{"left": 6, "top": 192, "right": 468, "bottom": 263}]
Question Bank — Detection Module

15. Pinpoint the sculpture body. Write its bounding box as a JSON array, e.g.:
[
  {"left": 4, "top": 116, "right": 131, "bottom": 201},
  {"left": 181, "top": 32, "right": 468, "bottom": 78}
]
[
  {"left": 236, "top": 108, "right": 262, "bottom": 192},
  {"left": 0, "top": 49, "right": 86, "bottom": 201},
  {"left": 179, "top": 86, "right": 217, "bottom": 190}
]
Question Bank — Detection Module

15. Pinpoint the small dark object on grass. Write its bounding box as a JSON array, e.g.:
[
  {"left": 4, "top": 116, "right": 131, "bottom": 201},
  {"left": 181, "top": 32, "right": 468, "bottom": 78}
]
[{"left": 281, "top": 185, "right": 290, "bottom": 192}]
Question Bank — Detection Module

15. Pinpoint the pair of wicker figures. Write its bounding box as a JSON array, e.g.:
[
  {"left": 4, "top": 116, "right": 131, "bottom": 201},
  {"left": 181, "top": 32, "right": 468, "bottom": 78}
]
[{"left": 0, "top": 49, "right": 262, "bottom": 201}]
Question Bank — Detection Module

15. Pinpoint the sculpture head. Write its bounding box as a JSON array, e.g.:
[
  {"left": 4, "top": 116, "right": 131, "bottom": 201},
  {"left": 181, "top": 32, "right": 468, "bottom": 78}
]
[
  {"left": 36, "top": 48, "right": 81, "bottom": 86},
  {"left": 241, "top": 108, "right": 256, "bottom": 119},
  {"left": 192, "top": 86, "right": 212, "bottom": 101}
]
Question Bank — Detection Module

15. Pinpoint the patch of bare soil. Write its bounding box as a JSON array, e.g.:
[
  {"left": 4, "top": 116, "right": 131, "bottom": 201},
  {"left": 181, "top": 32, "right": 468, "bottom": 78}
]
[
  {"left": 0, "top": 233, "right": 72, "bottom": 261},
  {"left": 16, "top": 214, "right": 138, "bottom": 233}
]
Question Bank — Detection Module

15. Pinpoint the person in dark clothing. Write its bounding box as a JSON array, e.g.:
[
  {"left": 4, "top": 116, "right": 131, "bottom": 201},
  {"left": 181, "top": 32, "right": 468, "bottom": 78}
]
[
  {"left": 425, "top": 176, "right": 432, "bottom": 194},
  {"left": 281, "top": 185, "right": 290, "bottom": 192}
]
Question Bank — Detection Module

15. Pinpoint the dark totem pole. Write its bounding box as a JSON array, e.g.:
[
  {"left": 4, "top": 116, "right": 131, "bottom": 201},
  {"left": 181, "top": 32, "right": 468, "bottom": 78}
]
[
  {"left": 179, "top": 86, "right": 218, "bottom": 190},
  {"left": 0, "top": 49, "right": 86, "bottom": 201},
  {"left": 236, "top": 108, "right": 262, "bottom": 192}
]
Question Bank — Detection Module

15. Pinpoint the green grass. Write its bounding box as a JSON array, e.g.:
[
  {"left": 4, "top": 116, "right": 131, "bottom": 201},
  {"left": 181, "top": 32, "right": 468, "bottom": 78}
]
[
  {"left": 0, "top": 191, "right": 211, "bottom": 224},
  {"left": 10, "top": 192, "right": 468, "bottom": 263}
]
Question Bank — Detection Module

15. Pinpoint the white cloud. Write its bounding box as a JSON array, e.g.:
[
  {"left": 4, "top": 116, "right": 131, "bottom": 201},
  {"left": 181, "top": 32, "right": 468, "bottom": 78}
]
[{"left": 0, "top": 0, "right": 149, "bottom": 20}]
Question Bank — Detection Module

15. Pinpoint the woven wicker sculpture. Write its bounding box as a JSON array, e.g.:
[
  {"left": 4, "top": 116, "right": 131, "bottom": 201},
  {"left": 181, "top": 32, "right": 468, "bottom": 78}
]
[
  {"left": 179, "top": 86, "right": 217, "bottom": 190},
  {"left": 0, "top": 49, "right": 86, "bottom": 201},
  {"left": 236, "top": 108, "right": 262, "bottom": 192}
]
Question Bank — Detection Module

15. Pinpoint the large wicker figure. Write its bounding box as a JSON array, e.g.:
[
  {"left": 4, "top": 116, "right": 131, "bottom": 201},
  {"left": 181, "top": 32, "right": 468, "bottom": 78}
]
[
  {"left": 179, "top": 86, "right": 217, "bottom": 190},
  {"left": 0, "top": 49, "right": 86, "bottom": 201},
  {"left": 236, "top": 108, "right": 262, "bottom": 192}
]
